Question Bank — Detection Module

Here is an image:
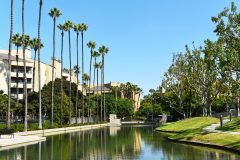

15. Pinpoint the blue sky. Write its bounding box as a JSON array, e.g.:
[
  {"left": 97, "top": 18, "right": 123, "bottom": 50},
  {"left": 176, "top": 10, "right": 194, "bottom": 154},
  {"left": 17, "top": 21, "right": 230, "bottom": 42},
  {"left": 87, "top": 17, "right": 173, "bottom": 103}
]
[{"left": 0, "top": 0, "right": 238, "bottom": 95}]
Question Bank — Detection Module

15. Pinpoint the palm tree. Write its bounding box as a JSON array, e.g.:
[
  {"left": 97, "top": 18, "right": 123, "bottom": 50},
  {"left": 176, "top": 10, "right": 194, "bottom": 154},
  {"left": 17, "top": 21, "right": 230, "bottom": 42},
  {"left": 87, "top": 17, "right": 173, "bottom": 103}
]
[
  {"left": 83, "top": 73, "right": 90, "bottom": 122},
  {"left": 94, "top": 62, "right": 101, "bottom": 122},
  {"left": 12, "top": 34, "right": 22, "bottom": 109},
  {"left": 64, "top": 20, "right": 73, "bottom": 124},
  {"left": 92, "top": 51, "right": 100, "bottom": 89},
  {"left": 98, "top": 46, "right": 109, "bottom": 121},
  {"left": 29, "top": 38, "right": 43, "bottom": 92},
  {"left": 37, "top": 0, "right": 43, "bottom": 129},
  {"left": 49, "top": 8, "right": 62, "bottom": 127},
  {"left": 7, "top": 0, "right": 14, "bottom": 129},
  {"left": 57, "top": 24, "right": 66, "bottom": 126},
  {"left": 79, "top": 23, "right": 88, "bottom": 123},
  {"left": 22, "top": 34, "right": 30, "bottom": 132},
  {"left": 73, "top": 24, "right": 81, "bottom": 124}
]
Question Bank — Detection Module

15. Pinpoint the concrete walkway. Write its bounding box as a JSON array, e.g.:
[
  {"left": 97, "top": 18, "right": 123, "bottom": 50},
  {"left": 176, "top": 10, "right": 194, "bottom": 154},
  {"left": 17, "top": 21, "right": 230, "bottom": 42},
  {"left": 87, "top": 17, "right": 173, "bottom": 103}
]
[
  {"left": 0, "top": 123, "right": 109, "bottom": 150},
  {"left": 0, "top": 135, "right": 46, "bottom": 149},
  {"left": 203, "top": 119, "right": 240, "bottom": 135}
]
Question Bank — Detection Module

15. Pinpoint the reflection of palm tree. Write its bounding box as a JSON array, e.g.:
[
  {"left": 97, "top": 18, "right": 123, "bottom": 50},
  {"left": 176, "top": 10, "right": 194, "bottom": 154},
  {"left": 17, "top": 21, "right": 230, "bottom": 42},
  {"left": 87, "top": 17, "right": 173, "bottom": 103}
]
[
  {"left": 49, "top": 8, "right": 62, "bottom": 126},
  {"left": 57, "top": 24, "right": 65, "bottom": 126},
  {"left": 29, "top": 38, "right": 43, "bottom": 92},
  {"left": 7, "top": 0, "right": 14, "bottom": 129},
  {"left": 12, "top": 34, "right": 22, "bottom": 109},
  {"left": 64, "top": 20, "right": 73, "bottom": 124}
]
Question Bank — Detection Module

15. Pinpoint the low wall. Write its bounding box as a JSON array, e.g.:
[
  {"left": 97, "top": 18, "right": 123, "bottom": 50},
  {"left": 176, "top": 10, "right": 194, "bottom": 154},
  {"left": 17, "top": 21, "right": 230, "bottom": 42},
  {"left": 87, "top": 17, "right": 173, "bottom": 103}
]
[{"left": 15, "top": 123, "right": 109, "bottom": 137}]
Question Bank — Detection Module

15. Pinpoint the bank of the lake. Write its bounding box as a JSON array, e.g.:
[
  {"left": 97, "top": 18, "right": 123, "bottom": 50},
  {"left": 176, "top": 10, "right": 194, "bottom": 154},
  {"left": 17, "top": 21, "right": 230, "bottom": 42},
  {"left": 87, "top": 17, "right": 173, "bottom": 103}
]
[
  {"left": 0, "top": 123, "right": 109, "bottom": 150},
  {"left": 156, "top": 117, "right": 240, "bottom": 153}
]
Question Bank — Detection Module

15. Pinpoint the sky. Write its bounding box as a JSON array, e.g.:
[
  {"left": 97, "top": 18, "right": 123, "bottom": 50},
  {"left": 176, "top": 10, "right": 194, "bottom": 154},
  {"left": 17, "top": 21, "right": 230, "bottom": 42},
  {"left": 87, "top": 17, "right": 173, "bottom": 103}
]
[{"left": 0, "top": 0, "right": 238, "bottom": 96}]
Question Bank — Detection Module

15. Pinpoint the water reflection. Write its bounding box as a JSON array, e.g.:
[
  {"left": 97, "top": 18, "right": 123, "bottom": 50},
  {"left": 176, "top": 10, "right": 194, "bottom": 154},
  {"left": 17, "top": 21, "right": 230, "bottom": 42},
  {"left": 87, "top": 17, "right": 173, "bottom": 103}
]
[{"left": 0, "top": 126, "right": 239, "bottom": 160}]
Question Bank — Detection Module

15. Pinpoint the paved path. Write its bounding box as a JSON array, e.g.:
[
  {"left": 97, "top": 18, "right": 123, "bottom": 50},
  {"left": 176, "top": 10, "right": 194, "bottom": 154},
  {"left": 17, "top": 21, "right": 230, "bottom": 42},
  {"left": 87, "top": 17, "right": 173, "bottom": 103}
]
[
  {"left": 0, "top": 135, "right": 46, "bottom": 149},
  {"left": 203, "top": 119, "right": 240, "bottom": 135}
]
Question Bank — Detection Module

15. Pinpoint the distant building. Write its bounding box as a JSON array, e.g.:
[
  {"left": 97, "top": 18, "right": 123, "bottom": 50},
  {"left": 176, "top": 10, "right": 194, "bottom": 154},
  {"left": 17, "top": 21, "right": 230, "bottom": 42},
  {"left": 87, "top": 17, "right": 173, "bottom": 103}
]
[{"left": 0, "top": 49, "right": 80, "bottom": 99}]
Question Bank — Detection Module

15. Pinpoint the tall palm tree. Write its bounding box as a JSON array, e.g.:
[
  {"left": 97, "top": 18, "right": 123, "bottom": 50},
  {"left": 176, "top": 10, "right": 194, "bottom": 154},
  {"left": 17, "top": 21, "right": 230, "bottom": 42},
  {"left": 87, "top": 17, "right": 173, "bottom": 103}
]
[
  {"left": 79, "top": 23, "right": 88, "bottom": 123},
  {"left": 92, "top": 51, "right": 100, "bottom": 89},
  {"left": 22, "top": 34, "right": 30, "bottom": 132},
  {"left": 64, "top": 20, "right": 73, "bottom": 124},
  {"left": 7, "top": 0, "right": 14, "bottom": 129},
  {"left": 73, "top": 24, "right": 81, "bottom": 124},
  {"left": 49, "top": 8, "right": 62, "bottom": 126},
  {"left": 29, "top": 38, "right": 43, "bottom": 92},
  {"left": 12, "top": 34, "right": 22, "bottom": 109},
  {"left": 83, "top": 73, "right": 90, "bottom": 122},
  {"left": 37, "top": 0, "right": 43, "bottom": 129},
  {"left": 94, "top": 62, "right": 101, "bottom": 122},
  {"left": 87, "top": 41, "right": 96, "bottom": 121},
  {"left": 98, "top": 46, "right": 109, "bottom": 121},
  {"left": 57, "top": 24, "right": 66, "bottom": 126}
]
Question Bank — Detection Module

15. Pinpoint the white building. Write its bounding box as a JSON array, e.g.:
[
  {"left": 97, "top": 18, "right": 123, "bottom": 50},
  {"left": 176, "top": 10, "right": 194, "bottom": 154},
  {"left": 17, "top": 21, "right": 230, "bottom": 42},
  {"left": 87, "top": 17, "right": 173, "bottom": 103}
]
[{"left": 0, "top": 49, "right": 80, "bottom": 99}]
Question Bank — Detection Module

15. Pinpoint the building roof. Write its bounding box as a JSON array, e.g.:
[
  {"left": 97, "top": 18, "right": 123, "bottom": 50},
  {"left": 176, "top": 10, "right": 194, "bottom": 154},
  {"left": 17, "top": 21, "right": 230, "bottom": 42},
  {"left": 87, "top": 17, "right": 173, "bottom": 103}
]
[{"left": 90, "top": 86, "right": 111, "bottom": 92}]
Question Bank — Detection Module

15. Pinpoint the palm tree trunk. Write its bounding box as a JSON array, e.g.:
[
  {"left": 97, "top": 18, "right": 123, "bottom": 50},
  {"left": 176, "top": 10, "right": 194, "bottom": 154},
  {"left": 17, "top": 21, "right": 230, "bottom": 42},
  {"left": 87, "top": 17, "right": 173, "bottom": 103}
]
[
  {"left": 68, "top": 30, "right": 72, "bottom": 125},
  {"left": 60, "top": 31, "right": 64, "bottom": 126},
  {"left": 100, "top": 63, "right": 103, "bottom": 122},
  {"left": 32, "top": 50, "right": 37, "bottom": 91},
  {"left": 81, "top": 32, "right": 84, "bottom": 123},
  {"left": 22, "top": 0, "right": 28, "bottom": 132},
  {"left": 7, "top": 0, "right": 14, "bottom": 129},
  {"left": 103, "top": 56, "right": 106, "bottom": 121},
  {"left": 75, "top": 32, "right": 79, "bottom": 124},
  {"left": 51, "top": 17, "right": 56, "bottom": 127},
  {"left": 93, "top": 58, "right": 96, "bottom": 92},
  {"left": 38, "top": 0, "right": 43, "bottom": 129},
  {"left": 16, "top": 47, "right": 19, "bottom": 110},
  {"left": 96, "top": 68, "right": 99, "bottom": 123},
  {"left": 88, "top": 49, "right": 93, "bottom": 123}
]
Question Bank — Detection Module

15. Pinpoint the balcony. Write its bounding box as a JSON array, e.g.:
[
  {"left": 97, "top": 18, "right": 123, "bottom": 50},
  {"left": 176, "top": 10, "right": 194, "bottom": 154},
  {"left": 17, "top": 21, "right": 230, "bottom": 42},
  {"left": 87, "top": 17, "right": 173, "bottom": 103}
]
[
  {"left": 11, "top": 82, "right": 32, "bottom": 89},
  {"left": 11, "top": 72, "right": 32, "bottom": 78}
]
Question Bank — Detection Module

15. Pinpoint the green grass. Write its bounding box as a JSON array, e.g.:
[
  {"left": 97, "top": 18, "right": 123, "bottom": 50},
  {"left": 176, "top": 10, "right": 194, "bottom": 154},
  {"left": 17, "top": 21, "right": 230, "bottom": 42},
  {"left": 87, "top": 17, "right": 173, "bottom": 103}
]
[
  {"left": 156, "top": 117, "right": 219, "bottom": 132},
  {"left": 156, "top": 117, "right": 240, "bottom": 150},
  {"left": 216, "top": 116, "right": 240, "bottom": 132}
]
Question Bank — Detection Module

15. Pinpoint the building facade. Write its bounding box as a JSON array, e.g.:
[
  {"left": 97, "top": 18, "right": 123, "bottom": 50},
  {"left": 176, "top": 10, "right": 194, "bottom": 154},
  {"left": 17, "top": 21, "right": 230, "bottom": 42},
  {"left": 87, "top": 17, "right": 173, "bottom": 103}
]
[{"left": 0, "top": 49, "right": 80, "bottom": 99}]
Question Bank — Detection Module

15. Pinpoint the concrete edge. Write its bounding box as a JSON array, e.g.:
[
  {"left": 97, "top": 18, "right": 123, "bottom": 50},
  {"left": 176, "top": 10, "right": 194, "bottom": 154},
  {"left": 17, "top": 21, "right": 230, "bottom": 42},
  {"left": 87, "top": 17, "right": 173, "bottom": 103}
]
[
  {"left": 15, "top": 123, "right": 110, "bottom": 137},
  {"left": 168, "top": 137, "right": 240, "bottom": 154}
]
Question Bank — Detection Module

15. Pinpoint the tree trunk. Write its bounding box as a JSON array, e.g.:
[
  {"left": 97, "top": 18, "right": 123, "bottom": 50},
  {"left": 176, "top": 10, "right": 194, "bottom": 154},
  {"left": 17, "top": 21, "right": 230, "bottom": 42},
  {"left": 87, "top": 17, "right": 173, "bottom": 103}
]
[
  {"left": 60, "top": 31, "right": 64, "bottom": 126},
  {"left": 16, "top": 47, "right": 19, "bottom": 110},
  {"left": 22, "top": 0, "right": 28, "bottom": 132},
  {"left": 75, "top": 32, "right": 79, "bottom": 124},
  {"left": 97, "top": 68, "right": 99, "bottom": 122},
  {"left": 237, "top": 96, "right": 240, "bottom": 116},
  {"left": 38, "top": 0, "right": 43, "bottom": 129},
  {"left": 68, "top": 30, "right": 72, "bottom": 125},
  {"left": 7, "top": 0, "right": 14, "bottom": 129},
  {"left": 103, "top": 55, "right": 106, "bottom": 121},
  {"left": 51, "top": 17, "right": 56, "bottom": 127},
  {"left": 81, "top": 32, "right": 84, "bottom": 124},
  {"left": 88, "top": 49, "right": 93, "bottom": 123},
  {"left": 32, "top": 50, "right": 37, "bottom": 91}
]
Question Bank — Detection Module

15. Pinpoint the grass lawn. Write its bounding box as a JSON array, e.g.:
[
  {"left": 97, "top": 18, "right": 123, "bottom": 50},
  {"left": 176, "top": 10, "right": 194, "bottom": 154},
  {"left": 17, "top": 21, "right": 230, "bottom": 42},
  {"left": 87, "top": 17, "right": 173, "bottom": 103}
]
[
  {"left": 216, "top": 116, "right": 240, "bottom": 132},
  {"left": 156, "top": 117, "right": 240, "bottom": 151},
  {"left": 156, "top": 117, "right": 219, "bottom": 132}
]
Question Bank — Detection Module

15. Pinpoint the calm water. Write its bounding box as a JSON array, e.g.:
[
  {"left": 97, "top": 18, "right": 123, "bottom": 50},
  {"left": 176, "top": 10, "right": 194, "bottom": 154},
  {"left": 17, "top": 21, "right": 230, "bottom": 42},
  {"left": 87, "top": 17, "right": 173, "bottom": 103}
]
[{"left": 0, "top": 125, "right": 239, "bottom": 160}]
